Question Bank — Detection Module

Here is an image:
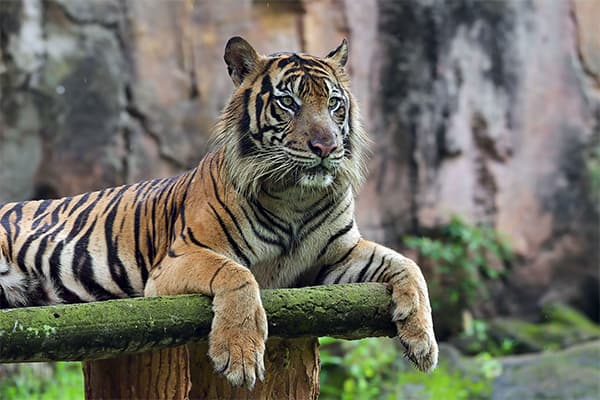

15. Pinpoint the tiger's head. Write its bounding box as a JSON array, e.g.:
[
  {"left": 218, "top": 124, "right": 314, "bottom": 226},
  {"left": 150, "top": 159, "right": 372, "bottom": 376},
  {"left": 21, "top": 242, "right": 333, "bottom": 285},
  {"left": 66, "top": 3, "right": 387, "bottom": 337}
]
[{"left": 215, "top": 37, "right": 368, "bottom": 199}]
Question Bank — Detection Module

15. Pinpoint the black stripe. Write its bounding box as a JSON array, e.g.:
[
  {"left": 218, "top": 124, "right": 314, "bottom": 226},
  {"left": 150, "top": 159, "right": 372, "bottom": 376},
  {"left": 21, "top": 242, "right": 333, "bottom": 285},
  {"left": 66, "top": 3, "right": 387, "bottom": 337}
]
[
  {"left": 67, "top": 192, "right": 91, "bottom": 217},
  {"left": 49, "top": 202, "right": 63, "bottom": 227},
  {"left": 246, "top": 202, "right": 277, "bottom": 234},
  {"left": 300, "top": 198, "right": 350, "bottom": 241},
  {"left": 333, "top": 268, "right": 349, "bottom": 284},
  {"left": 28, "top": 278, "right": 49, "bottom": 306},
  {"left": 151, "top": 195, "right": 159, "bottom": 256},
  {"left": 72, "top": 221, "right": 116, "bottom": 300},
  {"left": 355, "top": 248, "right": 377, "bottom": 283},
  {"left": 369, "top": 256, "right": 389, "bottom": 283},
  {"left": 16, "top": 230, "right": 44, "bottom": 272},
  {"left": 177, "top": 169, "right": 197, "bottom": 235},
  {"left": 300, "top": 195, "right": 331, "bottom": 224},
  {"left": 0, "top": 287, "right": 10, "bottom": 308},
  {"left": 187, "top": 227, "right": 213, "bottom": 250},
  {"left": 316, "top": 220, "right": 354, "bottom": 260},
  {"left": 47, "top": 221, "right": 67, "bottom": 241},
  {"left": 0, "top": 203, "right": 24, "bottom": 255},
  {"left": 209, "top": 261, "right": 228, "bottom": 295},
  {"left": 384, "top": 270, "right": 406, "bottom": 284},
  {"left": 158, "top": 178, "right": 179, "bottom": 243},
  {"left": 65, "top": 193, "right": 103, "bottom": 240},
  {"left": 104, "top": 194, "right": 136, "bottom": 297},
  {"left": 34, "top": 236, "right": 50, "bottom": 275},
  {"left": 239, "top": 89, "right": 257, "bottom": 157},
  {"left": 60, "top": 197, "right": 73, "bottom": 213},
  {"left": 251, "top": 200, "right": 290, "bottom": 234},
  {"left": 31, "top": 199, "right": 59, "bottom": 229},
  {"left": 16, "top": 208, "right": 67, "bottom": 274},
  {"left": 102, "top": 185, "right": 131, "bottom": 214},
  {"left": 48, "top": 241, "right": 83, "bottom": 304},
  {"left": 314, "top": 243, "right": 358, "bottom": 284},
  {"left": 239, "top": 204, "right": 286, "bottom": 251},
  {"left": 345, "top": 100, "right": 353, "bottom": 156},
  {"left": 209, "top": 169, "right": 256, "bottom": 256},
  {"left": 32, "top": 199, "right": 51, "bottom": 222},
  {"left": 133, "top": 200, "right": 149, "bottom": 283},
  {"left": 208, "top": 203, "right": 251, "bottom": 267}
]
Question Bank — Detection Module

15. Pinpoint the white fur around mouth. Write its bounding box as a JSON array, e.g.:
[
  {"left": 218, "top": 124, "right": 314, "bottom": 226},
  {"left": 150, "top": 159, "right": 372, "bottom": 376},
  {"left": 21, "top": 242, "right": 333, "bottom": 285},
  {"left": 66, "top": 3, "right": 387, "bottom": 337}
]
[{"left": 299, "top": 171, "right": 334, "bottom": 188}]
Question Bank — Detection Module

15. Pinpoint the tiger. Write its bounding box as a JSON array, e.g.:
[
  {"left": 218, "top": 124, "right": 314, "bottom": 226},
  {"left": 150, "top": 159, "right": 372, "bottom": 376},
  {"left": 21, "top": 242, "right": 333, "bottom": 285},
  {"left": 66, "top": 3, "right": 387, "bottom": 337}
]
[{"left": 0, "top": 37, "right": 438, "bottom": 388}]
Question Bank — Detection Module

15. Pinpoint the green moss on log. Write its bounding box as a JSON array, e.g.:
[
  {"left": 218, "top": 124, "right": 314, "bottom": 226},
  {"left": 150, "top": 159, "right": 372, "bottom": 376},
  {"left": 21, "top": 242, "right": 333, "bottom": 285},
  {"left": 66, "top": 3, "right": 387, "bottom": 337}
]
[{"left": 0, "top": 284, "right": 396, "bottom": 362}]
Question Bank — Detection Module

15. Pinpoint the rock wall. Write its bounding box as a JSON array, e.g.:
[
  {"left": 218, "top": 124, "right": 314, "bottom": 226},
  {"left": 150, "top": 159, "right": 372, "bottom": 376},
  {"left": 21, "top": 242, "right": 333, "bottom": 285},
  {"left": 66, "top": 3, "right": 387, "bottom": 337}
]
[
  {"left": 364, "top": 0, "right": 599, "bottom": 320},
  {"left": 1, "top": 0, "right": 598, "bottom": 320}
]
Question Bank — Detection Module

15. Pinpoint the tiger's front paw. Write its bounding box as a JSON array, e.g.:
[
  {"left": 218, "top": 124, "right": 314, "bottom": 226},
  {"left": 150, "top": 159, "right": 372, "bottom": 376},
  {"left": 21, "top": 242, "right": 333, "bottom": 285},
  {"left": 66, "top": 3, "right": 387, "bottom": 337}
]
[
  {"left": 208, "top": 292, "right": 268, "bottom": 389},
  {"left": 389, "top": 258, "right": 438, "bottom": 372}
]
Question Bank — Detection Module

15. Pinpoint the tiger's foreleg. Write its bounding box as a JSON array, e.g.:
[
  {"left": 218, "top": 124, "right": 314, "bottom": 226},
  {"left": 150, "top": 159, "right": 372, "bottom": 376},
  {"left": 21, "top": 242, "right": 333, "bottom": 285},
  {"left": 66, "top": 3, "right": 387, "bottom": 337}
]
[
  {"left": 316, "top": 238, "right": 438, "bottom": 371},
  {"left": 144, "top": 250, "right": 267, "bottom": 389}
]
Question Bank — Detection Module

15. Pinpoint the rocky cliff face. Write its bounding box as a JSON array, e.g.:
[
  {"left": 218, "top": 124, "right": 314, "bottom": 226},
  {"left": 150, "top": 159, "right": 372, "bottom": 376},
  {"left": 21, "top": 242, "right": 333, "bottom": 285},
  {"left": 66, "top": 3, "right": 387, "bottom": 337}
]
[
  {"left": 366, "top": 0, "right": 599, "bottom": 320},
  {"left": 1, "top": 0, "right": 598, "bottom": 321}
]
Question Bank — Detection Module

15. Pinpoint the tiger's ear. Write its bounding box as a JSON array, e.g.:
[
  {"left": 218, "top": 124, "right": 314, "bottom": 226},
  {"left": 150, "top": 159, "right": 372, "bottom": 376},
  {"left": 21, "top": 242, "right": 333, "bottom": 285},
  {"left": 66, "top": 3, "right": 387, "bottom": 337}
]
[
  {"left": 325, "top": 38, "right": 349, "bottom": 68},
  {"left": 224, "top": 36, "right": 261, "bottom": 86}
]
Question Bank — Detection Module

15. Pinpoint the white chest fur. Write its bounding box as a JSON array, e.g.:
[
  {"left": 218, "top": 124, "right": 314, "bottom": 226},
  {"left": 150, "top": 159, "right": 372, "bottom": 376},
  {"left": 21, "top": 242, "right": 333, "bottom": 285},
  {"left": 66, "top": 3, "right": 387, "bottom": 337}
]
[{"left": 246, "top": 189, "right": 359, "bottom": 288}]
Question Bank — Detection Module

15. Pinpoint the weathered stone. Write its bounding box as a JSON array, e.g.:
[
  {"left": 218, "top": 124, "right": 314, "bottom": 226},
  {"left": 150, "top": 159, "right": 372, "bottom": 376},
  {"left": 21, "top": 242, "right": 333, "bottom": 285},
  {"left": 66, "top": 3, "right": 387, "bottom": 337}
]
[
  {"left": 491, "top": 340, "right": 600, "bottom": 400},
  {"left": 365, "top": 0, "right": 599, "bottom": 323},
  {"left": 573, "top": 0, "right": 600, "bottom": 85}
]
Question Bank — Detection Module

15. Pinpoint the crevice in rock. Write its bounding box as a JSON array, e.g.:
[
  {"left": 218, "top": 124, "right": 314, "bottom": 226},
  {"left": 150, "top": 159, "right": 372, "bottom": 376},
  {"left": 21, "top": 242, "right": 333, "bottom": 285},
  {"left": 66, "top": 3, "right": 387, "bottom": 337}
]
[
  {"left": 188, "top": 43, "right": 199, "bottom": 100},
  {"left": 296, "top": 2, "right": 306, "bottom": 52},
  {"left": 51, "top": 1, "right": 117, "bottom": 30},
  {"left": 570, "top": 1, "right": 600, "bottom": 90},
  {"left": 472, "top": 111, "right": 508, "bottom": 162},
  {"left": 471, "top": 112, "right": 499, "bottom": 225},
  {"left": 124, "top": 85, "right": 188, "bottom": 170},
  {"left": 408, "top": 106, "right": 420, "bottom": 233},
  {"left": 0, "top": 0, "right": 22, "bottom": 61},
  {"left": 120, "top": 125, "right": 132, "bottom": 184},
  {"left": 50, "top": 0, "right": 130, "bottom": 75},
  {"left": 32, "top": 183, "right": 59, "bottom": 200}
]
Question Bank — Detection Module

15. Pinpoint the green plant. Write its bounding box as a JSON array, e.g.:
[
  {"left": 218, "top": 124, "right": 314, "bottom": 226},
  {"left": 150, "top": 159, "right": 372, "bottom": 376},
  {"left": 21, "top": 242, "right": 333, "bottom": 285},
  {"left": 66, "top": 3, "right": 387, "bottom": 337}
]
[
  {"left": 320, "top": 337, "right": 499, "bottom": 400},
  {"left": 0, "top": 362, "right": 84, "bottom": 400},
  {"left": 404, "top": 216, "right": 512, "bottom": 336},
  {"left": 319, "top": 336, "right": 396, "bottom": 399},
  {"left": 586, "top": 142, "right": 600, "bottom": 200},
  {"left": 459, "top": 314, "right": 517, "bottom": 356},
  {"left": 395, "top": 361, "right": 495, "bottom": 400}
]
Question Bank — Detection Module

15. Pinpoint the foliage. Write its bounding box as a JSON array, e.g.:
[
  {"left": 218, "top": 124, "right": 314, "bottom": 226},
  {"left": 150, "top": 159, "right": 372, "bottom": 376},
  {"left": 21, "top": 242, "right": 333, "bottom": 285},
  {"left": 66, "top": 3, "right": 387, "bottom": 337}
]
[
  {"left": 493, "top": 303, "right": 600, "bottom": 352},
  {"left": 586, "top": 142, "right": 600, "bottom": 202},
  {"left": 0, "top": 362, "right": 83, "bottom": 400},
  {"left": 404, "top": 216, "right": 513, "bottom": 336},
  {"left": 320, "top": 336, "right": 395, "bottom": 399},
  {"left": 456, "top": 302, "right": 600, "bottom": 356},
  {"left": 459, "top": 315, "right": 517, "bottom": 356},
  {"left": 319, "top": 337, "right": 500, "bottom": 400}
]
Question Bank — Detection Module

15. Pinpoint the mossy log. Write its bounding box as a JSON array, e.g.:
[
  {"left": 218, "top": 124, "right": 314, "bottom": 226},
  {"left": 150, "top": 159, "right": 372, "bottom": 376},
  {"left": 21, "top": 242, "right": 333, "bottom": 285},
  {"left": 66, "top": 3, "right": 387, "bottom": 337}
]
[{"left": 0, "top": 283, "right": 396, "bottom": 363}]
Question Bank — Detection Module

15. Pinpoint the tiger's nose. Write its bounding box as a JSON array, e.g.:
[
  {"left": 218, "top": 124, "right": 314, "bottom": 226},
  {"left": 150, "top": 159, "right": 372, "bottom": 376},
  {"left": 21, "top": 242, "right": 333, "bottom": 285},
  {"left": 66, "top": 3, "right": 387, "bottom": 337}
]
[{"left": 308, "top": 137, "right": 338, "bottom": 158}]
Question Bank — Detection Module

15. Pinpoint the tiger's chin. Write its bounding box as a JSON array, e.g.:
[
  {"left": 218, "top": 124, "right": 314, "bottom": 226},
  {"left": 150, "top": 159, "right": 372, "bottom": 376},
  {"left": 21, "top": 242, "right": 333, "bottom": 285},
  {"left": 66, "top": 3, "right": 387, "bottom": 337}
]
[{"left": 298, "top": 170, "right": 334, "bottom": 188}]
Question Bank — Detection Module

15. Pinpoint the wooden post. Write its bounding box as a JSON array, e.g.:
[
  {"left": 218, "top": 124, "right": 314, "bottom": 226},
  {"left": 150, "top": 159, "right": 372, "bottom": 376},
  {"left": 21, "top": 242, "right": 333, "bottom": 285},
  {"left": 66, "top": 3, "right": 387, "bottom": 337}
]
[
  {"left": 82, "top": 339, "right": 319, "bottom": 400},
  {"left": 187, "top": 339, "right": 320, "bottom": 400},
  {"left": 82, "top": 347, "right": 191, "bottom": 400}
]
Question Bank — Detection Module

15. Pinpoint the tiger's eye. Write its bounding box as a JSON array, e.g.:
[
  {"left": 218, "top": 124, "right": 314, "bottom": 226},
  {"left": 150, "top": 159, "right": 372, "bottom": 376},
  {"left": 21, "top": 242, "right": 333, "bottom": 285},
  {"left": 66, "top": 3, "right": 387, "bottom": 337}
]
[
  {"left": 281, "top": 96, "right": 295, "bottom": 107},
  {"left": 328, "top": 97, "right": 340, "bottom": 108}
]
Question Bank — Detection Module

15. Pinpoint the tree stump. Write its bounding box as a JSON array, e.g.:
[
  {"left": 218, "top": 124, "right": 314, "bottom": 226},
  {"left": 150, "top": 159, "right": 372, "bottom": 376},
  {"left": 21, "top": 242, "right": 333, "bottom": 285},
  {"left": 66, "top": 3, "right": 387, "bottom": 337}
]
[
  {"left": 82, "top": 346, "right": 191, "bottom": 400},
  {"left": 83, "top": 338, "right": 319, "bottom": 400}
]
